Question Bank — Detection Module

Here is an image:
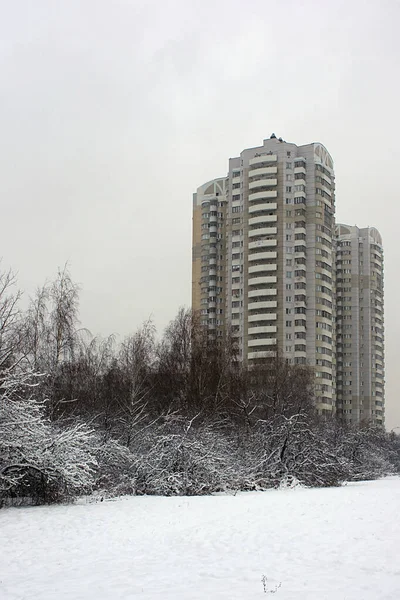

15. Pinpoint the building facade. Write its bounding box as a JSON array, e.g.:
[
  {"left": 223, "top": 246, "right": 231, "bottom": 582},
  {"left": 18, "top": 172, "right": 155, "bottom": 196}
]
[
  {"left": 192, "top": 135, "right": 336, "bottom": 415},
  {"left": 192, "top": 135, "right": 385, "bottom": 423},
  {"left": 335, "top": 225, "right": 385, "bottom": 425},
  {"left": 192, "top": 178, "right": 227, "bottom": 340}
]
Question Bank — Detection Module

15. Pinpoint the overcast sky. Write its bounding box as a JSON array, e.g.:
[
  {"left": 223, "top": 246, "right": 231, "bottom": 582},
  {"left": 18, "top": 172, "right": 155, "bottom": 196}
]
[{"left": 0, "top": 0, "right": 399, "bottom": 428}]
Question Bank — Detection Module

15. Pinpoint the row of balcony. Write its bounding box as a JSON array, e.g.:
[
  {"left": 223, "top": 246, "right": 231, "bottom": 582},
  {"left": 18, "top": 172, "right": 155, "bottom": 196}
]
[
  {"left": 248, "top": 166, "right": 277, "bottom": 178},
  {"left": 249, "top": 214, "right": 277, "bottom": 226},
  {"left": 249, "top": 227, "right": 277, "bottom": 237},
  {"left": 249, "top": 202, "right": 277, "bottom": 214},
  {"left": 249, "top": 154, "right": 277, "bottom": 167},
  {"left": 248, "top": 275, "right": 277, "bottom": 286},
  {"left": 248, "top": 263, "right": 277, "bottom": 274},
  {"left": 249, "top": 190, "right": 278, "bottom": 202},
  {"left": 248, "top": 239, "right": 277, "bottom": 251},
  {"left": 248, "top": 178, "right": 278, "bottom": 191}
]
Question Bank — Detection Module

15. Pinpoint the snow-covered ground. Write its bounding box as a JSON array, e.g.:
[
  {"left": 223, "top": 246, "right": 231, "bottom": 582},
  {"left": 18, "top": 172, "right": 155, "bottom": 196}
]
[{"left": 1, "top": 477, "right": 400, "bottom": 600}]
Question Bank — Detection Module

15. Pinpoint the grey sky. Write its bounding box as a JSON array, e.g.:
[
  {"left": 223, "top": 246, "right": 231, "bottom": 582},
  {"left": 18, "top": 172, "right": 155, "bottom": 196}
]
[{"left": 1, "top": 0, "right": 399, "bottom": 428}]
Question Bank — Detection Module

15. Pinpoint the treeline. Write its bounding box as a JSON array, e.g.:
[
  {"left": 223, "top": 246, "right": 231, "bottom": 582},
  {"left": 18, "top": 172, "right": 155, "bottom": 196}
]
[{"left": 0, "top": 265, "right": 399, "bottom": 506}]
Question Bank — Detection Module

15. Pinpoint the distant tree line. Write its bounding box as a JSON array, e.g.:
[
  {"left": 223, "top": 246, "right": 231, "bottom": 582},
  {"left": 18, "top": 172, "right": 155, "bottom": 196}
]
[{"left": 0, "top": 263, "right": 399, "bottom": 506}]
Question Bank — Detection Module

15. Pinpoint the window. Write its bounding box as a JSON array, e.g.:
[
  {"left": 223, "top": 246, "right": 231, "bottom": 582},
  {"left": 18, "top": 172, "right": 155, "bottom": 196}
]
[
  {"left": 286, "top": 271, "right": 292, "bottom": 278},
  {"left": 286, "top": 320, "right": 292, "bottom": 327},
  {"left": 286, "top": 174, "right": 292, "bottom": 181},
  {"left": 286, "top": 234, "right": 292, "bottom": 241},
  {"left": 286, "top": 259, "right": 292, "bottom": 266},
  {"left": 285, "top": 198, "right": 292, "bottom": 204},
  {"left": 295, "top": 319, "right": 306, "bottom": 326},
  {"left": 285, "top": 283, "right": 292, "bottom": 290},
  {"left": 232, "top": 206, "right": 241, "bottom": 213},
  {"left": 285, "top": 295, "right": 292, "bottom": 302},
  {"left": 285, "top": 345, "right": 292, "bottom": 352},
  {"left": 295, "top": 344, "right": 306, "bottom": 352},
  {"left": 286, "top": 186, "right": 292, "bottom": 193},
  {"left": 286, "top": 162, "right": 292, "bottom": 169},
  {"left": 286, "top": 333, "right": 292, "bottom": 340}
]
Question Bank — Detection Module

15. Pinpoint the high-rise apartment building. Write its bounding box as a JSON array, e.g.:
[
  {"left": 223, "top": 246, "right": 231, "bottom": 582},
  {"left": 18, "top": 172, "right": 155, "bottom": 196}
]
[
  {"left": 192, "top": 178, "right": 227, "bottom": 340},
  {"left": 192, "top": 135, "right": 386, "bottom": 424},
  {"left": 335, "top": 225, "right": 385, "bottom": 426},
  {"left": 192, "top": 135, "right": 336, "bottom": 415}
]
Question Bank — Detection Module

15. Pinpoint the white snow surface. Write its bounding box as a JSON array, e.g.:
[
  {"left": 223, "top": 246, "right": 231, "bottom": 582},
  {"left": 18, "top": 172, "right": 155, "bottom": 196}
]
[{"left": 1, "top": 477, "right": 400, "bottom": 600}]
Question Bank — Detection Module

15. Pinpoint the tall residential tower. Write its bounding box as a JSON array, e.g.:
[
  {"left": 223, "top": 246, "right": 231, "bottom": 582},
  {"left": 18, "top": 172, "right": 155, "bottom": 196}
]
[
  {"left": 192, "top": 135, "right": 336, "bottom": 415},
  {"left": 335, "top": 225, "right": 385, "bottom": 426}
]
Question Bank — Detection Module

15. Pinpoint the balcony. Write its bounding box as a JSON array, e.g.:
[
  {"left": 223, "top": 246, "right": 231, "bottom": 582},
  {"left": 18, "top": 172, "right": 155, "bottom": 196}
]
[
  {"left": 248, "top": 288, "right": 277, "bottom": 298},
  {"left": 248, "top": 325, "right": 277, "bottom": 335},
  {"left": 249, "top": 190, "right": 278, "bottom": 201},
  {"left": 294, "top": 226, "right": 306, "bottom": 235},
  {"left": 249, "top": 202, "right": 277, "bottom": 214},
  {"left": 248, "top": 264, "right": 277, "bottom": 274},
  {"left": 249, "top": 215, "right": 277, "bottom": 226},
  {"left": 294, "top": 166, "right": 306, "bottom": 175},
  {"left": 248, "top": 300, "right": 277, "bottom": 310},
  {"left": 249, "top": 154, "right": 277, "bottom": 167},
  {"left": 249, "top": 251, "right": 277, "bottom": 261},
  {"left": 248, "top": 313, "right": 277, "bottom": 322},
  {"left": 294, "top": 191, "right": 306, "bottom": 201},
  {"left": 248, "top": 276, "right": 277, "bottom": 286},
  {"left": 248, "top": 166, "right": 277, "bottom": 178},
  {"left": 248, "top": 350, "right": 275, "bottom": 360},
  {"left": 249, "top": 227, "right": 277, "bottom": 237},
  {"left": 248, "top": 178, "right": 277, "bottom": 191},
  {"left": 248, "top": 338, "right": 276, "bottom": 347},
  {"left": 248, "top": 239, "right": 277, "bottom": 250}
]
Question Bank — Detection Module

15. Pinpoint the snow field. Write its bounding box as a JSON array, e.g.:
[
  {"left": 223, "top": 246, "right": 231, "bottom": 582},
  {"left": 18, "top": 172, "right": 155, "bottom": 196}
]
[{"left": 1, "top": 477, "right": 400, "bottom": 599}]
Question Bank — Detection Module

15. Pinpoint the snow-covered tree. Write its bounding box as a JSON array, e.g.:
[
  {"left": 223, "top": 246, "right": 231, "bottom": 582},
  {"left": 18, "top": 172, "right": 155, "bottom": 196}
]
[{"left": 0, "top": 370, "right": 97, "bottom": 504}]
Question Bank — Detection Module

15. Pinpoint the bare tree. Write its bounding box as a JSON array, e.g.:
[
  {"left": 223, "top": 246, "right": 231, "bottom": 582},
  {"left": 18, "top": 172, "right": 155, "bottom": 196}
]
[
  {"left": 117, "top": 319, "right": 155, "bottom": 446},
  {"left": 0, "top": 263, "right": 23, "bottom": 371}
]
